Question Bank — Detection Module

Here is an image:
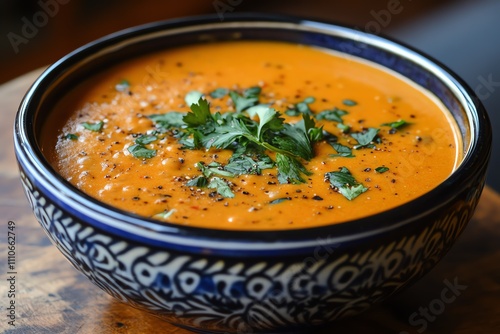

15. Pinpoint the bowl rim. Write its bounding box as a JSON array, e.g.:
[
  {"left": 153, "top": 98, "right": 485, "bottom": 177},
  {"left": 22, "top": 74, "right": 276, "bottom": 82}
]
[{"left": 14, "top": 13, "right": 492, "bottom": 252}]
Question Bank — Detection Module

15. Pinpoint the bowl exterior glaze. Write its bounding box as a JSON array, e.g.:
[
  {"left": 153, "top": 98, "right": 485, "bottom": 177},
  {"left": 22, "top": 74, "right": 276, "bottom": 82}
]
[{"left": 14, "top": 15, "right": 491, "bottom": 334}]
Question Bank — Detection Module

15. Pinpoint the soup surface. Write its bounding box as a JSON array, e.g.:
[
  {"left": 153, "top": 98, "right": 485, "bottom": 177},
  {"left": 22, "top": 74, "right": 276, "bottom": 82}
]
[{"left": 43, "top": 41, "right": 462, "bottom": 230}]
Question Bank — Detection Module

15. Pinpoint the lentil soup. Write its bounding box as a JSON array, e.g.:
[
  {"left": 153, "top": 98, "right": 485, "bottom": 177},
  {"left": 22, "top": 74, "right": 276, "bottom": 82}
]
[{"left": 42, "top": 41, "right": 462, "bottom": 230}]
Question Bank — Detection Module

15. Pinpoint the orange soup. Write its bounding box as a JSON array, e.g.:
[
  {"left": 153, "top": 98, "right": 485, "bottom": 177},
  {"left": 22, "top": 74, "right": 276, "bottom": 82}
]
[{"left": 42, "top": 41, "right": 462, "bottom": 230}]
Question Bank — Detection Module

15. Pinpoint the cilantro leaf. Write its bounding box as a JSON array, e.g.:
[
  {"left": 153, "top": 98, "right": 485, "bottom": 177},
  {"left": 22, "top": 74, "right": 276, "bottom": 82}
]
[
  {"left": 225, "top": 147, "right": 274, "bottom": 175},
  {"left": 128, "top": 144, "right": 156, "bottom": 159},
  {"left": 325, "top": 167, "right": 368, "bottom": 200},
  {"left": 82, "top": 121, "right": 104, "bottom": 132},
  {"left": 207, "top": 177, "right": 235, "bottom": 198},
  {"left": 351, "top": 128, "right": 379, "bottom": 149}
]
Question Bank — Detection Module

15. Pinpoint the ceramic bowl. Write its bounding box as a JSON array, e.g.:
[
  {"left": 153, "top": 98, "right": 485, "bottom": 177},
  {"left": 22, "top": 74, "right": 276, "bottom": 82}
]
[{"left": 14, "top": 14, "right": 491, "bottom": 333}]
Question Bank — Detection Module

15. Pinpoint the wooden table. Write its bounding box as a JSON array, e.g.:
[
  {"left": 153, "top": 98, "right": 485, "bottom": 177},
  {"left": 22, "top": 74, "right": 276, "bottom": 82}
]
[{"left": 1, "top": 69, "right": 499, "bottom": 333}]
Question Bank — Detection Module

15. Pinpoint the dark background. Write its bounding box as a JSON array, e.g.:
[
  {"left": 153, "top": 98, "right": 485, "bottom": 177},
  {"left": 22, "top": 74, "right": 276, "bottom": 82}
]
[{"left": 1, "top": 0, "right": 498, "bottom": 190}]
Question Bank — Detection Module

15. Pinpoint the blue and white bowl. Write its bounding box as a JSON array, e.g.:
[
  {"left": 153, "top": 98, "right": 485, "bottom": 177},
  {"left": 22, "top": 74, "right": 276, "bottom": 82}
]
[{"left": 14, "top": 14, "right": 491, "bottom": 333}]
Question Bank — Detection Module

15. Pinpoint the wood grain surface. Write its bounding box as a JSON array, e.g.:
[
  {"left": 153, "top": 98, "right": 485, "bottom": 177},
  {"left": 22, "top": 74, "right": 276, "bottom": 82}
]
[{"left": 1, "top": 69, "right": 499, "bottom": 333}]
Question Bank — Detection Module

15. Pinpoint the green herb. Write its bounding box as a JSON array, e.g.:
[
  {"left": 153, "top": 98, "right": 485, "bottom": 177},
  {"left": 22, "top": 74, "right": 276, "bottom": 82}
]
[
  {"left": 135, "top": 134, "right": 157, "bottom": 145},
  {"left": 330, "top": 143, "right": 354, "bottom": 158},
  {"left": 207, "top": 177, "right": 235, "bottom": 198},
  {"left": 210, "top": 88, "right": 229, "bottom": 99},
  {"left": 115, "top": 79, "right": 130, "bottom": 92},
  {"left": 375, "top": 166, "right": 389, "bottom": 173},
  {"left": 149, "top": 112, "right": 186, "bottom": 131},
  {"left": 185, "top": 90, "right": 203, "bottom": 107},
  {"left": 186, "top": 175, "right": 209, "bottom": 187},
  {"left": 128, "top": 144, "right": 156, "bottom": 159},
  {"left": 225, "top": 147, "right": 274, "bottom": 175},
  {"left": 316, "top": 108, "right": 348, "bottom": 123},
  {"left": 153, "top": 209, "right": 176, "bottom": 219},
  {"left": 351, "top": 128, "right": 379, "bottom": 149},
  {"left": 276, "top": 153, "right": 311, "bottom": 184},
  {"left": 325, "top": 167, "right": 368, "bottom": 200},
  {"left": 337, "top": 123, "right": 351, "bottom": 133},
  {"left": 381, "top": 119, "right": 409, "bottom": 129},
  {"left": 342, "top": 99, "right": 357, "bottom": 106},
  {"left": 285, "top": 96, "right": 315, "bottom": 116},
  {"left": 229, "top": 86, "right": 261, "bottom": 112},
  {"left": 65, "top": 133, "right": 78, "bottom": 140},
  {"left": 269, "top": 197, "right": 291, "bottom": 205},
  {"left": 81, "top": 121, "right": 104, "bottom": 132}
]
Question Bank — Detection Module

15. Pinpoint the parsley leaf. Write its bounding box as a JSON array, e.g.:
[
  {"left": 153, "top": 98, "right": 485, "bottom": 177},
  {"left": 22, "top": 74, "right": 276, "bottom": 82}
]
[
  {"left": 185, "top": 91, "right": 203, "bottom": 107},
  {"left": 342, "top": 99, "right": 357, "bottom": 106},
  {"left": 351, "top": 128, "right": 379, "bottom": 149},
  {"left": 128, "top": 144, "right": 156, "bottom": 159},
  {"left": 229, "top": 86, "right": 261, "bottom": 112},
  {"left": 82, "top": 121, "right": 104, "bottom": 132},
  {"left": 186, "top": 175, "right": 209, "bottom": 187},
  {"left": 276, "top": 153, "right": 311, "bottom": 184},
  {"left": 285, "top": 96, "right": 315, "bottom": 116},
  {"left": 207, "top": 177, "right": 235, "bottom": 198},
  {"left": 375, "top": 166, "right": 389, "bottom": 173},
  {"left": 381, "top": 119, "right": 409, "bottom": 129},
  {"left": 153, "top": 209, "right": 176, "bottom": 219},
  {"left": 316, "top": 108, "right": 348, "bottom": 123},
  {"left": 210, "top": 88, "right": 229, "bottom": 99},
  {"left": 65, "top": 133, "right": 78, "bottom": 140},
  {"left": 325, "top": 167, "right": 368, "bottom": 200},
  {"left": 183, "top": 98, "right": 212, "bottom": 127},
  {"left": 330, "top": 143, "right": 354, "bottom": 158},
  {"left": 135, "top": 134, "right": 157, "bottom": 145},
  {"left": 149, "top": 112, "right": 186, "bottom": 131}
]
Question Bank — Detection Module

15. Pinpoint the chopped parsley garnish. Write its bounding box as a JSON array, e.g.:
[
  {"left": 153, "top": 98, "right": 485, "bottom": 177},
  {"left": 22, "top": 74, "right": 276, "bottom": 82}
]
[
  {"left": 375, "top": 166, "right": 390, "bottom": 173},
  {"left": 330, "top": 143, "right": 354, "bottom": 158},
  {"left": 285, "top": 96, "right": 315, "bottom": 116},
  {"left": 381, "top": 119, "right": 409, "bottom": 130},
  {"left": 342, "top": 99, "right": 357, "bottom": 106},
  {"left": 153, "top": 209, "right": 176, "bottom": 219},
  {"left": 115, "top": 79, "right": 130, "bottom": 92},
  {"left": 149, "top": 112, "right": 186, "bottom": 131},
  {"left": 135, "top": 134, "right": 157, "bottom": 145},
  {"left": 185, "top": 90, "right": 203, "bottom": 107},
  {"left": 127, "top": 144, "right": 156, "bottom": 159},
  {"left": 325, "top": 167, "right": 368, "bottom": 200},
  {"left": 316, "top": 108, "right": 348, "bottom": 123},
  {"left": 81, "top": 121, "right": 104, "bottom": 132},
  {"left": 207, "top": 177, "right": 235, "bottom": 198},
  {"left": 65, "top": 133, "right": 78, "bottom": 140},
  {"left": 229, "top": 86, "right": 261, "bottom": 112},
  {"left": 210, "top": 88, "right": 229, "bottom": 99},
  {"left": 351, "top": 128, "right": 379, "bottom": 149}
]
